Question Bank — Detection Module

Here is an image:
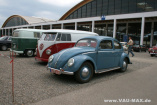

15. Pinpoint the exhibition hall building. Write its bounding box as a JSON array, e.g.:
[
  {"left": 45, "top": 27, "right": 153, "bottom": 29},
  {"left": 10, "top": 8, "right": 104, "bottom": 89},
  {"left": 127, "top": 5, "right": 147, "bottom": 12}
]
[{"left": 0, "top": 0, "right": 157, "bottom": 47}]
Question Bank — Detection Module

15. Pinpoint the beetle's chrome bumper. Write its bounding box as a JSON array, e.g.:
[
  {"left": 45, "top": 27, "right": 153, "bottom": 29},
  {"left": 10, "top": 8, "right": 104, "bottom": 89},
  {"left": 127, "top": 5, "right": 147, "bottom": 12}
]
[{"left": 47, "top": 66, "right": 74, "bottom": 75}]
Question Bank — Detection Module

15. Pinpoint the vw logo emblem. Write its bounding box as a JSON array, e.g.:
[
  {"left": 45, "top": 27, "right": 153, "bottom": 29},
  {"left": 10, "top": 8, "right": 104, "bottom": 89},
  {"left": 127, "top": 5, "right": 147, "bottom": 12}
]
[{"left": 40, "top": 43, "right": 44, "bottom": 50}]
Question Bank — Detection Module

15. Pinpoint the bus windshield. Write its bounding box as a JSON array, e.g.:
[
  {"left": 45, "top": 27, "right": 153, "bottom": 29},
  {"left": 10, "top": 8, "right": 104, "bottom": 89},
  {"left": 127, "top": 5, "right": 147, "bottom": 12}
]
[{"left": 41, "top": 33, "right": 57, "bottom": 41}]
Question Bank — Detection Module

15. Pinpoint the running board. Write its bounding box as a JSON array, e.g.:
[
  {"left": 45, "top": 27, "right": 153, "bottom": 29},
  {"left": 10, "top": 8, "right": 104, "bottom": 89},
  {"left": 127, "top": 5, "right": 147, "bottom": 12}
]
[{"left": 95, "top": 67, "right": 121, "bottom": 74}]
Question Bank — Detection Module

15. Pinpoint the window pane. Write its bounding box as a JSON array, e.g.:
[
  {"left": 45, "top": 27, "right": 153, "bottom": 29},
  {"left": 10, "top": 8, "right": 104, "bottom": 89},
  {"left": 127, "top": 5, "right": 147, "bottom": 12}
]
[
  {"left": 82, "top": 5, "right": 87, "bottom": 18},
  {"left": 87, "top": 3, "right": 91, "bottom": 17},
  {"left": 66, "top": 34, "right": 71, "bottom": 41},
  {"left": 115, "top": 0, "right": 121, "bottom": 14},
  {"left": 114, "top": 41, "right": 121, "bottom": 49},
  {"left": 44, "top": 33, "right": 56, "bottom": 41},
  {"left": 137, "top": 0, "right": 145, "bottom": 12},
  {"left": 99, "top": 40, "right": 113, "bottom": 49},
  {"left": 129, "top": 0, "right": 137, "bottom": 13},
  {"left": 96, "top": 0, "right": 102, "bottom": 16},
  {"left": 102, "top": 0, "right": 108, "bottom": 15},
  {"left": 145, "top": 0, "right": 155, "bottom": 12},
  {"left": 73, "top": 10, "right": 78, "bottom": 19},
  {"left": 78, "top": 8, "right": 82, "bottom": 18},
  {"left": 56, "top": 33, "right": 61, "bottom": 41},
  {"left": 61, "top": 34, "right": 66, "bottom": 41},
  {"left": 34, "top": 32, "right": 40, "bottom": 38},
  {"left": 91, "top": 1, "right": 96, "bottom": 16},
  {"left": 121, "top": 0, "right": 129, "bottom": 14},
  {"left": 108, "top": 0, "right": 115, "bottom": 15}
]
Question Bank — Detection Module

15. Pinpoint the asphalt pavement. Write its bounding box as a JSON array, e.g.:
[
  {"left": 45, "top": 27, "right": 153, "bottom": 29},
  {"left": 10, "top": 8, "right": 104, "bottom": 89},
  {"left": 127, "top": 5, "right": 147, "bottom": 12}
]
[
  {"left": 0, "top": 50, "right": 156, "bottom": 105},
  {"left": 31, "top": 55, "right": 157, "bottom": 105}
]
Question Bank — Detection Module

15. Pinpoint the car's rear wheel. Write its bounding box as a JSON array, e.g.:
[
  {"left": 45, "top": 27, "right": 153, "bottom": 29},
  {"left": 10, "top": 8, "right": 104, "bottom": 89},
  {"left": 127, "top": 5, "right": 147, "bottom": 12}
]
[
  {"left": 119, "top": 58, "right": 128, "bottom": 72},
  {"left": 1, "top": 45, "right": 7, "bottom": 51},
  {"left": 75, "top": 62, "right": 93, "bottom": 83},
  {"left": 150, "top": 54, "right": 154, "bottom": 57},
  {"left": 25, "top": 50, "right": 34, "bottom": 57}
]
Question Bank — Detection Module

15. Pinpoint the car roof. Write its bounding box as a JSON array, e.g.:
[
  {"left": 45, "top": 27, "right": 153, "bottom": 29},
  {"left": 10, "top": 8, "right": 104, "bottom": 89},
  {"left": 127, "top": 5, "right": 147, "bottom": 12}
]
[{"left": 79, "top": 36, "right": 114, "bottom": 41}]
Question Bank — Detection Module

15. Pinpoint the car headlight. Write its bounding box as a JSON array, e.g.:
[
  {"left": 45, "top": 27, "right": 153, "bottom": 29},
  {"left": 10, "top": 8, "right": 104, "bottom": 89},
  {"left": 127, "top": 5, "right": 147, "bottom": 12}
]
[
  {"left": 46, "top": 49, "right": 51, "bottom": 55},
  {"left": 68, "top": 58, "right": 74, "bottom": 67},
  {"left": 48, "top": 55, "right": 54, "bottom": 62}
]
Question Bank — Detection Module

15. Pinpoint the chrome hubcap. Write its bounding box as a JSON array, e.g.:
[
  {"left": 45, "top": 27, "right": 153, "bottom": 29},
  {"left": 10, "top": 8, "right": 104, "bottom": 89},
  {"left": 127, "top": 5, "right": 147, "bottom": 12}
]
[
  {"left": 27, "top": 50, "right": 33, "bottom": 56},
  {"left": 2, "top": 46, "right": 7, "bottom": 50},
  {"left": 123, "top": 61, "right": 127, "bottom": 69},
  {"left": 82, "top": 67, "right": 89, "bottom": 77}
]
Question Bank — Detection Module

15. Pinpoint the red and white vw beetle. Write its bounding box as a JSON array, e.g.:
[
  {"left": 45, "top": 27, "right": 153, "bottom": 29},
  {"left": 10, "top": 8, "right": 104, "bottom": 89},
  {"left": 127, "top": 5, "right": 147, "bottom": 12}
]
[{"left": 35, "top": 29, "right": 98, "bottom": 62}]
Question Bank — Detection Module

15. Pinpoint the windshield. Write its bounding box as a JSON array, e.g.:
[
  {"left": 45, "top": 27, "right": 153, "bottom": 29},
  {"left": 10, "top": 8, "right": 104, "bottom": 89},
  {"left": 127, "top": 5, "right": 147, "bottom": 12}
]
[
  {"left": 40, "top": 33, "right": 57, "bottom": 41},
  {"left": 75, "top": 39, "right": 97, "bottom": 48},
  {"left": 0, "top": 36, "right": 7, "bottom": 40}
]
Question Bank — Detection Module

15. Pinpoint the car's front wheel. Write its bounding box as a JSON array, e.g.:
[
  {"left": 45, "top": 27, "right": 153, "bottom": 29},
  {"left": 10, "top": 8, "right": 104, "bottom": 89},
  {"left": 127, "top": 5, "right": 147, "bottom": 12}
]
[
  {"left": 25, "top": 50, "right": 34, "bottom": 57},
  {"left": 150, "top": 54, "right": 155, "bottom": 57},
  {"left": 1, "top": 45, "right": 7, "bottom": 51},
  {"left": 75, "top": 62, "right": 94, "bottom": 83},
  {"left": 119, "top": 58, "right": 128, "bottom": 72}
]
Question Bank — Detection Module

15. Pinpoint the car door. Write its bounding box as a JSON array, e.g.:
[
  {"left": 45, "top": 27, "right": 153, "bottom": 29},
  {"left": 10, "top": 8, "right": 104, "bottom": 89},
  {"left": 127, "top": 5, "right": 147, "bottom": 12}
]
[
  {"left": 113, "top": 40, "right": 123, "bottom": 67},
  {"left": 97, "top": 40, "right": 115, "bottom": 70}
]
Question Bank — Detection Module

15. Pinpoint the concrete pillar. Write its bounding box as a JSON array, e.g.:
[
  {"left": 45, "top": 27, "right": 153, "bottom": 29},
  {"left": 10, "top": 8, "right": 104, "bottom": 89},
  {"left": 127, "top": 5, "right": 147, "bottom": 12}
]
[
  {"left": 150, "top": 22, "right": 154, "bottom": 47},
  {"left": 41, "top": 25, "right": 43, "bottom": 29},
  {"left": 126, "top": 23, "right": 128, "bottom": 35},
  {"left": 8, "top": 29, "right": 10, "bottom": 36},
  {"left": 1, "top": 29, "right": 3, "bottom": 36},
  {"left": 50, "top": 24, "right": 52, "bottom": 29},
  {"left": 5, "top": 29, "right": 6, "bottom": 36},
  {"left": 33, "top": 26, "right": 35, "bottom": 29},
  {"left": 92, "top": 21, "right": 95, "bottom": 32},
  {"left": 75, "top": 22, "right": 77, "bottom": 30},
  {"left": 113, "top": 19, "right": 117, "bottom": 38},
  {"left": 140, "top": 17, "right": 145, "bottom": 45},
  {"left": 106, "top": 24, "right": 108, "bottom": 36},
  {"left": 61, "top": 23, "right": 63, "bottom": 29}
]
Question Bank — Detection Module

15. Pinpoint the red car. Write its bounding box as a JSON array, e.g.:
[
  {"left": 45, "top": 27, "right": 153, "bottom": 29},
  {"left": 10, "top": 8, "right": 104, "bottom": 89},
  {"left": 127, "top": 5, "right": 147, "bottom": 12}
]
[{"left": 148, "top": 45, "right": 157, "bottom": 57}]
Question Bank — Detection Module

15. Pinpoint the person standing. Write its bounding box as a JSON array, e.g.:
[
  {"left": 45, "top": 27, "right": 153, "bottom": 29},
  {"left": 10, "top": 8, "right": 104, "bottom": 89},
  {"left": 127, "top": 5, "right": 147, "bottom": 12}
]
[{"left": 127, "top": 37, "right": 134, "bottom": 57}]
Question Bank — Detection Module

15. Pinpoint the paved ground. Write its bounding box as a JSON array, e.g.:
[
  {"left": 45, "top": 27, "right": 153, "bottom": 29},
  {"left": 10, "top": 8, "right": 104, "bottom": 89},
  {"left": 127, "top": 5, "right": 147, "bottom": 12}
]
[{"left": 0, "top": 50, "right": 156, "bottom": 105}]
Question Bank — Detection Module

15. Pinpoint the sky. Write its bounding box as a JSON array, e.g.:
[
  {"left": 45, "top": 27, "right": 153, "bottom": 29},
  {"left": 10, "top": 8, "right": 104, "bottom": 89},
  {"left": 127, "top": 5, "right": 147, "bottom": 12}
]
[{"left": 0, "top": 0, "right": 83, "bottom": 27}]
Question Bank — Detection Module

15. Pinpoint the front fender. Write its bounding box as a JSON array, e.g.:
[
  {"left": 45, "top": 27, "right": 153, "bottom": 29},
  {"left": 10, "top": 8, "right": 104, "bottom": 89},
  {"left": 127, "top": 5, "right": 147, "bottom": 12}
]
[
  {"left": 62, "top": 54, "right": 97, "bottom": 73},
  {"left": 120, "top": 52, "right": 131, "bottom": 68}
]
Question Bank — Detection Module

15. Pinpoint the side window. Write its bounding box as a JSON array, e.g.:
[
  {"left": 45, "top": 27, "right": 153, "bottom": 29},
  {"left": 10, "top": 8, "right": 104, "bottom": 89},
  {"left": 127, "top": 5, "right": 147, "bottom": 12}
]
[
  {"left": 56, "top": 33, "right": 61, "bottom": 41},
  {"left": 99, "top": 40, "right": 113, "bottom": 49},
  {"left": 60, "top": 33, "right": 71, "bottom": 41},
  {"left": 34, "top": 32, "right": 40, "bottom": 38},
  {"left": 61, "top": 34, "right": 66, "bottom": 41},
  {"left": 114, "top": 41, "right": 121, "bottom": 49},
  {"left": 8, "top": 37, "right": 12, "bottom": 41},
  {"left": 66, "top": 34, "right": 71, "bottom": 41},
  {"left": 44, "top": 34, "right": 56, "bottom": 41}
]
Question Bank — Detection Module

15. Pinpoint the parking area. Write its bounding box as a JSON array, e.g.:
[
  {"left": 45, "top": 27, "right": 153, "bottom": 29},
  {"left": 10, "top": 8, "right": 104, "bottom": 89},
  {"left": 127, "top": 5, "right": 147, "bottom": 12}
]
[{"left": 0, "top": 50, "right": 156, "bottom": 105}]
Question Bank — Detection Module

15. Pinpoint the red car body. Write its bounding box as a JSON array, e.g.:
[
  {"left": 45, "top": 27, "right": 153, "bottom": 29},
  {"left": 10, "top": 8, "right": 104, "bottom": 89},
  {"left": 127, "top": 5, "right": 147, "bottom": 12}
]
[{"left": 148, "top": 45, "right": 157, "bottom": 57}]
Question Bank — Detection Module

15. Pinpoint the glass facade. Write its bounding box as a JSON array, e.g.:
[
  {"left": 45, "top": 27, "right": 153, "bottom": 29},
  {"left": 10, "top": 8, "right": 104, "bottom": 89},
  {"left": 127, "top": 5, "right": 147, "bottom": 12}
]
[
  {"left": 116, "top": 23, "right": 127, "bottom": 42},
  {"left": 66, "top": 0, "right": 157, "bottom": 20},
  {"left": 64, "top": 23, "right": 75, "bottom": 30},
  {"left": 4, "top": 17, "right": 28, "bottom": 27}
]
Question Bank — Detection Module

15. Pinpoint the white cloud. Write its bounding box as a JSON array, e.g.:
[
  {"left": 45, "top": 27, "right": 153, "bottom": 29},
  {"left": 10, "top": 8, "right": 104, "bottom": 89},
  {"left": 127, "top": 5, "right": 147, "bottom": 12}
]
[
  {"left": 34, "top": 11, "right": 61, "bottom": 20},
  {"left": 38, "top": 0, "right": 82, "bottom": 7},
  {"left": 0, "top": 0, "right": 7, "bottom": 6}
]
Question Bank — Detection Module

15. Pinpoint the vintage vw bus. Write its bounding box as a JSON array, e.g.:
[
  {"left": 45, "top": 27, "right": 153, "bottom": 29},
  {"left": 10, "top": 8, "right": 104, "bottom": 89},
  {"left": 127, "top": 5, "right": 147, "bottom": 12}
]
[
  {"left": 11, "top": 29, "right": 43, "bottom": 57},
  {"left": 35, "top": 29, "right": 98, "bottom": 62}
]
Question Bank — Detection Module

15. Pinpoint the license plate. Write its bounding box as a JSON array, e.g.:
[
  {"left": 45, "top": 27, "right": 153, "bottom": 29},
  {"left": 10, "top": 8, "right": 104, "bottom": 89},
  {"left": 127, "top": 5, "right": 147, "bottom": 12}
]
[{"left": 50, "top": 69, "right": 61, "bottom": 75}]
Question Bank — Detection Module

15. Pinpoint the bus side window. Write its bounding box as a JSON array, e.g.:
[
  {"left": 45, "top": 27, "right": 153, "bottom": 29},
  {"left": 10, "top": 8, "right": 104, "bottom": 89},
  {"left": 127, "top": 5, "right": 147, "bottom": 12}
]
[
  {"left": 66, "top": 34, "right": 71, "bottom": 41},
  {"left": 61, "top": 34, "right": 71, "bottom": 41},
  {"left": 56, "top": 33, "right": 61, "bottom": 41},
  {"left": 34, "top": 32, "right": 40, "bottom": 38}
]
